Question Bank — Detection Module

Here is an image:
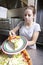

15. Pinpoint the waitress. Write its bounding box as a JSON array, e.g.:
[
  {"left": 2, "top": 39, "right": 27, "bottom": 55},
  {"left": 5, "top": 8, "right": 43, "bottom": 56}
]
[{"left": 9, "top": 5, "right": 41, "bottom": 49}]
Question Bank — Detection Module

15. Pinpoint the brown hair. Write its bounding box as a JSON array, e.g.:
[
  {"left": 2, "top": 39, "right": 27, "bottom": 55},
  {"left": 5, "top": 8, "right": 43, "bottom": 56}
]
[{"left": 24, "top": 5, "right": 36, "bottom": 15}]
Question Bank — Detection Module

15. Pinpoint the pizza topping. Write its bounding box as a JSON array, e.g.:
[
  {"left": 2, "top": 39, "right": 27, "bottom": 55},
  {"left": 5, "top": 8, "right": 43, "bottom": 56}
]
[
  {"left": 0, "top": 51, "right": 28, "bottom": 65},
  {"left": 7, "top": 36, "right": 23, "bottom": 51},
  {"left": 10, "top": 38, "right": 23, "bottom": 50},
  {"left": 8, "top": 36, "right": 20, "bottom": 41}
]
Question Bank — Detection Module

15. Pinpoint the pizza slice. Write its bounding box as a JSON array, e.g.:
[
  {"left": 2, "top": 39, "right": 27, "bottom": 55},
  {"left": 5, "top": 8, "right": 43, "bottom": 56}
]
[{"left": 7, "top": 36, "right": 26, "bottom": 51}]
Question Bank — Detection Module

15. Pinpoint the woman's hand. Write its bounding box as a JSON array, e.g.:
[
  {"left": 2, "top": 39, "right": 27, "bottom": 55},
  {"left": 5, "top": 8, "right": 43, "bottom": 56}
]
[{"left": 9, "top": 30, "right": 16, "bottom": 37}]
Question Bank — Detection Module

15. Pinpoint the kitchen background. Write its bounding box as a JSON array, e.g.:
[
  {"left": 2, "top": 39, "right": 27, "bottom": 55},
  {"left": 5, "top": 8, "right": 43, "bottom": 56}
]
[
  {"left": 0, "top": 1, "right": 43, "bottom": 65},
  {"left": 0, "top": 0, "right": 43, "bottom": 46}
]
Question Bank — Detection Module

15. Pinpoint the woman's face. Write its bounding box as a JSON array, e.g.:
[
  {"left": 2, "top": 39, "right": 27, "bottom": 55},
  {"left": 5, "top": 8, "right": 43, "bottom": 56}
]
[{"left": 24, "top": 9, "right": 34, "bottom": 24}]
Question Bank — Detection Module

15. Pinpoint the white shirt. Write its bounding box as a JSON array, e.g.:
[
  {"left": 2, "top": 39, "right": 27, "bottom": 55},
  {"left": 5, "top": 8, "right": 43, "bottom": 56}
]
[{"left": 19, "top": 22, "right": 41, "bottom": 49}]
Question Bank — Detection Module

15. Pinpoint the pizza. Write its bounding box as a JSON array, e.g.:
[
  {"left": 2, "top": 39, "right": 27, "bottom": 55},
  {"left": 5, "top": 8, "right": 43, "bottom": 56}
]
[
  {"left": 0, "top": 50, "right": 32, "bottom": 65},
  {"left": 10, "top": 36, "right": 23, "bottom": 50},
  {"left": 7, "top": 36, "right": 26, "bottom": 51}
]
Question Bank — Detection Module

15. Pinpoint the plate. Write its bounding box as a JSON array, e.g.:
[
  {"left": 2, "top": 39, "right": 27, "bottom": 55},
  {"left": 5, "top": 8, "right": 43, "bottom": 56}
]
[{"left": 2, "top": 36, "right": 27, "bottom": 55}]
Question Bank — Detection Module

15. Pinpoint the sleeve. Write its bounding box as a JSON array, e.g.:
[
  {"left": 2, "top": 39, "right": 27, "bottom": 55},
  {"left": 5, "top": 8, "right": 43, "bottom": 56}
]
[{"left": 34, "top": 23, "right": 41, "bottom": 32}]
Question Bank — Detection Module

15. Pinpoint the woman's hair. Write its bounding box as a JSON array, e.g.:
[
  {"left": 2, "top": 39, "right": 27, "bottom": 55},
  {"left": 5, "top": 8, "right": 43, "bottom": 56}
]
[{"left": 24, "top": 5, "right": 36, "bottom": 15}]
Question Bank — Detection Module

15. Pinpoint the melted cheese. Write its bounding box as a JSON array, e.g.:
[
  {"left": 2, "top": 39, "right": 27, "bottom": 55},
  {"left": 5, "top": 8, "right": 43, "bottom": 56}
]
[
  {"left": 0, "top": 52, "right": 28, "bottom": 65},
  {"left": 11, "top": 38, "right": 23, "bottom": 50}
]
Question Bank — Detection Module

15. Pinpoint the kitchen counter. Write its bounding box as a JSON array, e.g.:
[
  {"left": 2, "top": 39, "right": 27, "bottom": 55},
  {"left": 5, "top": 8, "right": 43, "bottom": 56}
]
[{"left": 26, "top": 46, "right": 43, "bottom": 65}]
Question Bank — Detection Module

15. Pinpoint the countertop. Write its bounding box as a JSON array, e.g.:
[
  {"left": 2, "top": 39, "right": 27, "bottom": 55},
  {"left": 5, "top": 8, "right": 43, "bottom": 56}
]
[{"left": 26, "top": 46, "right": 43, "bottom": 65}]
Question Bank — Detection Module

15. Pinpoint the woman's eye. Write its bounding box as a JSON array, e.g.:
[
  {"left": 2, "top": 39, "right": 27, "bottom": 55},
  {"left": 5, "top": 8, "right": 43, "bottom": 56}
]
[
  {"left": 28, "top": 14, "right": 31, "bottom": 17},
  {"left": 24, "top": 14, "right": 31, "bottom": 17},
  {"left": 24, "top": 14, "right": 27, "bottom": 16}
]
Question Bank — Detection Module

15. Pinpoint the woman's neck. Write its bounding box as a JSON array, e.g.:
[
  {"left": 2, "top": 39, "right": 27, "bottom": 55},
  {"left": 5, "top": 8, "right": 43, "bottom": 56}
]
[{"left": 25, "top": 21, "right": 34, "bottom": 27}]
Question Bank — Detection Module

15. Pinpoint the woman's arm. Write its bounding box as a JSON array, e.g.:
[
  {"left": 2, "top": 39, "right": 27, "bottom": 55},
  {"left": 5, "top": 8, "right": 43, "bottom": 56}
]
[
  {"left": 9, "top": 25, "right": 20, "bottom": 36},
  {"left": 27, "top": 32, "right": 39, "bottom": 46},
  {"left": 9, "top": 22, "right": 23, "bottom": 36},
  {"left": 12, "top": 25, "right": 20, "bottom": 32}
]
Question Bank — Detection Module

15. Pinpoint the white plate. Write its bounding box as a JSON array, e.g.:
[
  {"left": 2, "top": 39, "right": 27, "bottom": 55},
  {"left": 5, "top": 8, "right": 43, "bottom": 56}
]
[{"left": 2, "top": 36, "right": 27, "bottom": 55}]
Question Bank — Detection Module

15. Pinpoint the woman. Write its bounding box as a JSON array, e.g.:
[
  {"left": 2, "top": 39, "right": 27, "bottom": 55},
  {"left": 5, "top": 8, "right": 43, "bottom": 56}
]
[{"left": 9, "top": 5, "right": 41, "bottom": 49}]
